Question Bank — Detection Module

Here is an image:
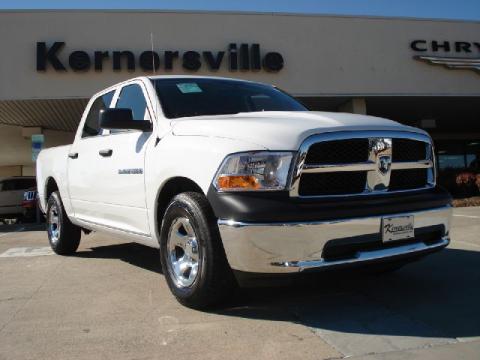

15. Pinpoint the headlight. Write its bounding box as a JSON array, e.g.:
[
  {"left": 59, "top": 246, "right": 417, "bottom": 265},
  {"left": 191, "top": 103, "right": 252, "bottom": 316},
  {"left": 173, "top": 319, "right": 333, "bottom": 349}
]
[{"left": 214, "top": 152, "right": 294, "bottom": 191}]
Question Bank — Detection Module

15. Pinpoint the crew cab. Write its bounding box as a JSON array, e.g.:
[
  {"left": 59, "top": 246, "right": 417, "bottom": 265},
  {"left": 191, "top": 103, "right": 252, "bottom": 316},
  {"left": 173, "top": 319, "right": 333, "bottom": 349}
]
[{"left": 36, "top": 76, "right": 452, "bottom": 308}]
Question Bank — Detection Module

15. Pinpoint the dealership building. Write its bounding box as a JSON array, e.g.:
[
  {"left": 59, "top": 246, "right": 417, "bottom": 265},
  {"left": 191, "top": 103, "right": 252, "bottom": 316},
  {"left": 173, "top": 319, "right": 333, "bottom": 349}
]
[{"left": 0, "top": 10, "right": 479, "bottom": 191}]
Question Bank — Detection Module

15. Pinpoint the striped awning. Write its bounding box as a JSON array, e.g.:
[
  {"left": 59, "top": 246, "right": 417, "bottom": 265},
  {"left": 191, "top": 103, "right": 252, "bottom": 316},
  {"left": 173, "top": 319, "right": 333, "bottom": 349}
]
[{"left": 0, "top": 98, "right": 89, "bottom": 132}]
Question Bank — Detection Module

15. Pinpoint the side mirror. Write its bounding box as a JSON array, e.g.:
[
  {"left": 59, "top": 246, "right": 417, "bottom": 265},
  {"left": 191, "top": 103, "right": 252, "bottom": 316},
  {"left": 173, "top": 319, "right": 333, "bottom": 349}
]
[{"left": 99, "top": 108, "right": 152, "bottom": 131}]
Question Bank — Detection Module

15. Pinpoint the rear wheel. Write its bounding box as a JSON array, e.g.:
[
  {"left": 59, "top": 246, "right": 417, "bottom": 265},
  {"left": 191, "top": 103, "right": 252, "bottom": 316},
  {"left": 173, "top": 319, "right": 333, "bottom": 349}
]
[
  {"left": 47, "top": 191, "right": 81, "bottom": 255},
  {"left": 159, "top": 192, "right": 236, "bottom": 309}
]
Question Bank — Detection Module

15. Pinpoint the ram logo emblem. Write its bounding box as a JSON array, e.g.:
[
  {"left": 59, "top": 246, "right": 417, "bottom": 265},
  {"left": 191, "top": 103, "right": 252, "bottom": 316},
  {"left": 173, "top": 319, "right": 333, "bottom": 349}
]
[{"left": 378, "top": 155, "right": 392, "bottom": 175}]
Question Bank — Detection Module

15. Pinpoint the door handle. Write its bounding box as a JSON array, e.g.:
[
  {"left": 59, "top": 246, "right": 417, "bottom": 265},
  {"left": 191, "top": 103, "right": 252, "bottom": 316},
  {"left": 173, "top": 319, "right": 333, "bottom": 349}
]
[
  {"left": 68, "top": 152, "right": 78, "bottom": 159},
  {"left": 99, "top": 149, "right": 113, "bottom": 157}
]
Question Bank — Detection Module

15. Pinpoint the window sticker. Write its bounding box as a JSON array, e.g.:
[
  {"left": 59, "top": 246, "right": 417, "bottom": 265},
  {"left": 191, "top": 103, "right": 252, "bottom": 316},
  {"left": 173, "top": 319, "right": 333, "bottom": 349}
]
[{"left": 176, "top": 83, "right": 203, "bottom": 94}]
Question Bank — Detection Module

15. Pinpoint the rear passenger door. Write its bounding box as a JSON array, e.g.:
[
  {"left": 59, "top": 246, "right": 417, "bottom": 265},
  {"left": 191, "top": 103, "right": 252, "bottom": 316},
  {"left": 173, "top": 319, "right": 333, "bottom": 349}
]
[{"left": 67, "top": 90, "right": 116, "bottom": 226}]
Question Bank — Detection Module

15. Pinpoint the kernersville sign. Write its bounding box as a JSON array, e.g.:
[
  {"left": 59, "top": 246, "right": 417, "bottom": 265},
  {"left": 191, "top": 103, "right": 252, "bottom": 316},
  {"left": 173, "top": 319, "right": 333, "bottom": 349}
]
[{"left": 36, "top": 42, "right": 284, "bottom": 73}]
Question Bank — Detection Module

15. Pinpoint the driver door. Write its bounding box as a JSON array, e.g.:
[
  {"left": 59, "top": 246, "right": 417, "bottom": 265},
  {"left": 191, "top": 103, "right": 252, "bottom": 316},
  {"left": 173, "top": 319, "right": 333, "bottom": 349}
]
[
  {"left": 68, "top": 82, "right": 153, "bottom": 236},
  {"left": 95, "top": 81, "right": 154, "bottom": 235}
]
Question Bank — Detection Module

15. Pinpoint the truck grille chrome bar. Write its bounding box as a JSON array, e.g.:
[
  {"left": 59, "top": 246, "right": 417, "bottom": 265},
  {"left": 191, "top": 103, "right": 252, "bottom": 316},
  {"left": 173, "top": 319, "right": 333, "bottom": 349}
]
[
  {"left": 289, "top": 130, "right": 436, "bottom": 198},
  {"left": 302, "top": 160, "right": 433, "bottom": 173}
]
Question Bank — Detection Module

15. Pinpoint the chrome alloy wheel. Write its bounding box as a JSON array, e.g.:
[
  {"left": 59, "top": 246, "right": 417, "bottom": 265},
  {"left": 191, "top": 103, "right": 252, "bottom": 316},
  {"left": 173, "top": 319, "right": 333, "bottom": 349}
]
[
  {"left": 166, "top": 217, "right": 200, "bottom": 288},
  {"left": 48, "top": 203, "right": 61, "bottom": 245}
]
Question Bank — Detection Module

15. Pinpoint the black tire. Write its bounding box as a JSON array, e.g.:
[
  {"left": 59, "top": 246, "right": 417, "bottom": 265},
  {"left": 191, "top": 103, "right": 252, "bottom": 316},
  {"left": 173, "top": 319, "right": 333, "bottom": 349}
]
[
  {"left": 46, "top": 191, "right": 81, "bottom": 255},
  {"left": 159, "top": 192, "right": 236, "bottom": 309}
]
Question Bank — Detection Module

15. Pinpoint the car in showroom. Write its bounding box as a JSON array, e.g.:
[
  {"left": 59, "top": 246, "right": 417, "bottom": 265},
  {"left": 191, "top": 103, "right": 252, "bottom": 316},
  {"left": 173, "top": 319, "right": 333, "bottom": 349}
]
[
  {"left": 22, "top": 186, "right": 42, "bottom": 223},
  {"left": 36, "top": 76, "right": 452, "bottom": 308},
  {"left": 0, "top": 176, "right": 37, "bottom": 224}
]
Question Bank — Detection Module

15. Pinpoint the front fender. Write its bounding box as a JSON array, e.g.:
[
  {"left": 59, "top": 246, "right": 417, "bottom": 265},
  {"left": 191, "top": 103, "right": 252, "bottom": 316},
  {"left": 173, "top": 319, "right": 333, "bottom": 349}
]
[{"left": 144, "top": 134, "right": 267, "bottom": 242}]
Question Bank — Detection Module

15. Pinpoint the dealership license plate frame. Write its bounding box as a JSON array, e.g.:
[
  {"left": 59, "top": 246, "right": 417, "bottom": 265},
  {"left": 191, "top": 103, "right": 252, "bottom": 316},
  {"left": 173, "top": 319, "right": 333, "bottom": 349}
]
[{"left": 382, "top": 215, "right": 415, "bottom": 242}]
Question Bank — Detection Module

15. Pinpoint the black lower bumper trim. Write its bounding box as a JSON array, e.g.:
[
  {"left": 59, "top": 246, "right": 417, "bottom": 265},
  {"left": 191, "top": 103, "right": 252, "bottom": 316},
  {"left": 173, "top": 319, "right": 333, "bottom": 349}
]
[{"left": 207, "top": 185, "right": 452, "bottom": 223}]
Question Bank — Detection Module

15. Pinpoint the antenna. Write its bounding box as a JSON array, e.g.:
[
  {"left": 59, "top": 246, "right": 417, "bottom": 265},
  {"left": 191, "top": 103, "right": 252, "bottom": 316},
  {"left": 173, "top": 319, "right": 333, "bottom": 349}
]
[
  {"left": 150, "top": 31, "right": 156, "bottom": 77},
  {"left": 150, "top": 30, "right": 161, "bottom": 144}
]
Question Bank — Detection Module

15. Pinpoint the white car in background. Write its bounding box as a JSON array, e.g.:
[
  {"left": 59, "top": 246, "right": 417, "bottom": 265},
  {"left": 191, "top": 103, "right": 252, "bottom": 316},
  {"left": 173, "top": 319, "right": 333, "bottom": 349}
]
[{"left": 0, "top": 176, "right": 37, "bottom": 223}]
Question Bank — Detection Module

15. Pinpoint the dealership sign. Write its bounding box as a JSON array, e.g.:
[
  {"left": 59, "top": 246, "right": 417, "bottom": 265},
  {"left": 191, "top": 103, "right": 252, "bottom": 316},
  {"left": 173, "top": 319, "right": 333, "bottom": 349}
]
[
  {"left": 411, "top": 40, "right": 480, "bottom": 73},
  {"left": 36, "top": 42, "right": 284, "bottom": 73}
]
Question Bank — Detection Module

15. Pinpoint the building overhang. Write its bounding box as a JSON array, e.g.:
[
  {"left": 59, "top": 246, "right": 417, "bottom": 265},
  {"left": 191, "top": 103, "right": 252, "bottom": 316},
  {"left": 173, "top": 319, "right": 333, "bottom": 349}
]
[{"left": 0, "top": 98, "right": 87, "bottom": 132}]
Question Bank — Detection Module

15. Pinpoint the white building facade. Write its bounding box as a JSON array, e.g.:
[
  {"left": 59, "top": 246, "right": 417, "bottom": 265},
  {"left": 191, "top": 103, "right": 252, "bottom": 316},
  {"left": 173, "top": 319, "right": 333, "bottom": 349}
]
[{"left": 0, "top": 10, "right": 479, "bottom": 193}]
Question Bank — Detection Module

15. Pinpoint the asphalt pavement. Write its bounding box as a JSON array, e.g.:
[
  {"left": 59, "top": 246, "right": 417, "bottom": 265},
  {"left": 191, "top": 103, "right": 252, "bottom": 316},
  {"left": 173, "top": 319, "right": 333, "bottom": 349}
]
[{"left": 0, "top": 207, "right": 479, "bottom": 360}]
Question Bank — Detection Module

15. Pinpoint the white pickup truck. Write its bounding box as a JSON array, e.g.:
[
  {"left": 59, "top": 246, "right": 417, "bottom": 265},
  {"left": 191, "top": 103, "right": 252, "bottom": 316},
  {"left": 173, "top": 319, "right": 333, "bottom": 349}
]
[{"left": 37, "top": 76, "right": 452, "bottom": 308}]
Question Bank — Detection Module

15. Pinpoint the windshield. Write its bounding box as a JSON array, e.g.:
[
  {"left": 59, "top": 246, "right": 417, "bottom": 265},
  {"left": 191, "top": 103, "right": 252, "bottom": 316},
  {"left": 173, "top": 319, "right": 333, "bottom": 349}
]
[{"left": 153, "top": 78, "right": 307, "bottom": 119}]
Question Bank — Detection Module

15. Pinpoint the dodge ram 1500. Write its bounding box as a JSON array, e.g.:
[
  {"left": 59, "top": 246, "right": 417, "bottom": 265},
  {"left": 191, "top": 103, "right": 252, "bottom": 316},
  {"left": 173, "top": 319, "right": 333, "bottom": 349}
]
[{"left": 37, "top": 76, "right": 452, "bottom": 308}]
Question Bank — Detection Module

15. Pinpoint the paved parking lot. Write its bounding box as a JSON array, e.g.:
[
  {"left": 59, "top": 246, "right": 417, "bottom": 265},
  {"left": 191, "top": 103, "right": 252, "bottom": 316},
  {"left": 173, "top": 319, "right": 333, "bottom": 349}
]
[{"left": 0, "top": 207, "right": 479, "bottom": 360}]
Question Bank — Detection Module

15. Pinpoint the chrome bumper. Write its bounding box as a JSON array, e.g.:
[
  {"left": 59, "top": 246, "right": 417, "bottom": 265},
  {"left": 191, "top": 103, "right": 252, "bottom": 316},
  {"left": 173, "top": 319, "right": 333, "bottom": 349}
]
[{"left": 218, "top": 206, "right": 452, "bottom": 273}]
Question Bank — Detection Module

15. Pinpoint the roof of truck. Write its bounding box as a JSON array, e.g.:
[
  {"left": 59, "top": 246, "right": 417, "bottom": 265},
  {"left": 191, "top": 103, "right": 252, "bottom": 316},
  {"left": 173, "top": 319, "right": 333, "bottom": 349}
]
[
  {"left": 93, "top": 75, "right": 272, "bottom": 99},
  {"left": 147, "top": 75, "right": 258, "bottom": 82}
]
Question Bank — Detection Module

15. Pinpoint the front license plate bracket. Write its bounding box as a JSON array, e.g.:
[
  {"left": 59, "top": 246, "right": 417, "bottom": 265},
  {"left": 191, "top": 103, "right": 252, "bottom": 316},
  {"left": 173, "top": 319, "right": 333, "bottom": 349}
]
[{"left": 382, "top": 215, "right": 414, "bottom": 242}]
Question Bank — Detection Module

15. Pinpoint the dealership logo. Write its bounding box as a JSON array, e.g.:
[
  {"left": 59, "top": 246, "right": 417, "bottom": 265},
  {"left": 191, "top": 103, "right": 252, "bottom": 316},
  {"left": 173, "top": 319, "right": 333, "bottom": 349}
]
[
  {"left": 411, "top": 40, "right": 480, "bottom": 74},
  {"left": 36, "top": 42, "right": 284, "bottom": 73},
  {"left": 384, "top": 222, "right": 413, "bottom": 235}
]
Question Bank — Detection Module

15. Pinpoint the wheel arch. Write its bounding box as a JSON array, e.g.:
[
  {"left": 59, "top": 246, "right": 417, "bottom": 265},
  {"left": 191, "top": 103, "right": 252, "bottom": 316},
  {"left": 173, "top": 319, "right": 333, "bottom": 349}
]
[
  {"left": 154, "top": 176, "right": 205, "bottom": 241},
  {"left": 45, "top": 177, "right": 59, "bottom": 204}
]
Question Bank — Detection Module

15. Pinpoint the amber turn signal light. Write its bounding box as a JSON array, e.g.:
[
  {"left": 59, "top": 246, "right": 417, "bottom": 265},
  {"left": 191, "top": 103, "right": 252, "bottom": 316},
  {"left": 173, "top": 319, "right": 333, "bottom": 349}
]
[{"left": 217, "top": 175, "right": 260, "bottom": 190}]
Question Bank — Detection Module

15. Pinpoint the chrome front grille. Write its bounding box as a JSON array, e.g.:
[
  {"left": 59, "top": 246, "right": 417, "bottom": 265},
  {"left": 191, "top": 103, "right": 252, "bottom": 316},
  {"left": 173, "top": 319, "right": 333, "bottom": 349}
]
[
  {"left": 391, "top": 138, "right": 427, "bottom": 162},
  {"left": 299, "top": 172, "right": 367, "bottom": 196},
  {"left": 305, "top": 139, "right": 369, "bottom": 164},
  {"left": 290, "top": 131, "right": 435, "bottom": 198}
]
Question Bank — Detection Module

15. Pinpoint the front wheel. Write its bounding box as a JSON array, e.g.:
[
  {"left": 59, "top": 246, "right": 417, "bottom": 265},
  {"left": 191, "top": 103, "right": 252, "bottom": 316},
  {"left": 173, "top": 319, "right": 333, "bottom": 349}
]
[
  {"left": 46, "top": 191, "right": 81, "bottom": 255},
  {"left": 159, "top": 192, "right": 236, "bottom": 309}
]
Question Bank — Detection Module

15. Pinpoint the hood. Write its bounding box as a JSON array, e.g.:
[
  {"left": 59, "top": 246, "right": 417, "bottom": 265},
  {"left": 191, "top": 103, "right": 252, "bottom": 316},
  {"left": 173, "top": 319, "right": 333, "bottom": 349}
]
[{"left": 171, "top": 111, "right": 427, "bottom": 150}]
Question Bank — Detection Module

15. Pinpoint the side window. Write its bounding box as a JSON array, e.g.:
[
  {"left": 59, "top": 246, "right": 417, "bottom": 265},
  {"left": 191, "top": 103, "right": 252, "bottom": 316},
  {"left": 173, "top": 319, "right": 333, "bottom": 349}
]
[
  {"left": 81, "top": 91, "right": 114, "bottom": 138},
  {"left": 115, "top": 84, "right": 149, "bottom": 121}
]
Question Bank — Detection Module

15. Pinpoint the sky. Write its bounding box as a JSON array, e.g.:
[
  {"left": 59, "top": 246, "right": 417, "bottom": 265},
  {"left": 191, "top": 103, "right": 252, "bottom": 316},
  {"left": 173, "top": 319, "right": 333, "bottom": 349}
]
[{"left": 1, "top": 0, "right": 479, "bottom": 21}]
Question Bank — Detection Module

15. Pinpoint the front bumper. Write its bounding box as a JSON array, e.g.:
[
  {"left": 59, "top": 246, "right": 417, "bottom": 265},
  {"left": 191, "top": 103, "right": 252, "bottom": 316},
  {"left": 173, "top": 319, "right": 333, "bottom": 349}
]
[{"left": 218, "top": 206, "right": 452, "bottom": 273}]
